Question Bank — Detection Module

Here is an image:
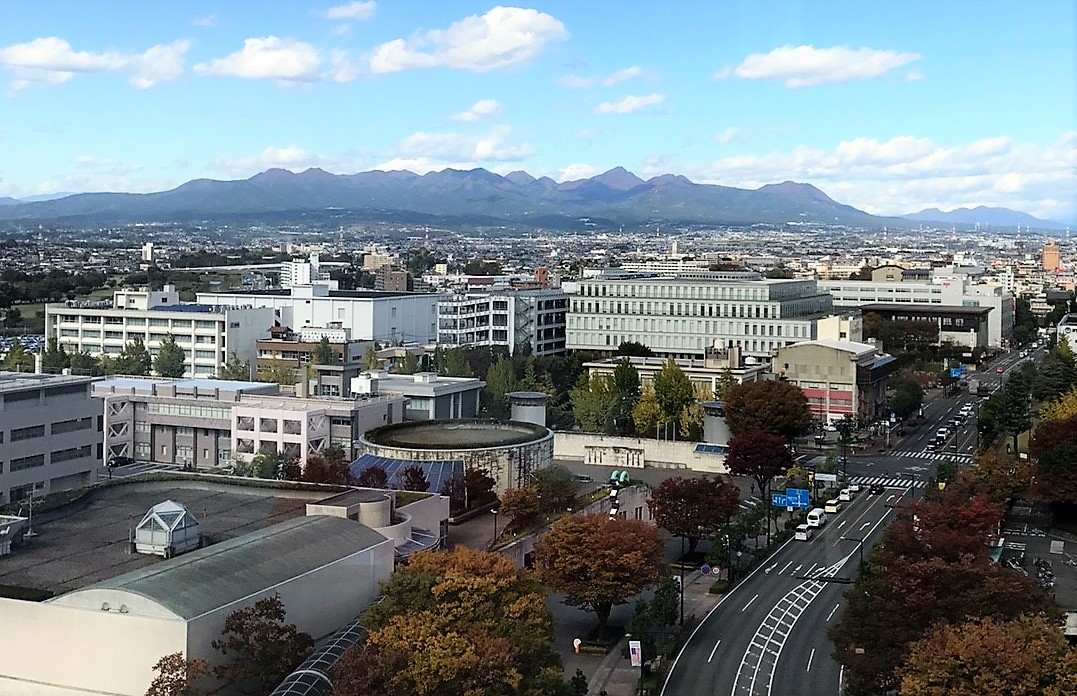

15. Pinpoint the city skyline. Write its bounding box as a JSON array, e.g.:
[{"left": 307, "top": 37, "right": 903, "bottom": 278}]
[{"left": 0, "top": 1, "right": 1074, "bottom": 223}]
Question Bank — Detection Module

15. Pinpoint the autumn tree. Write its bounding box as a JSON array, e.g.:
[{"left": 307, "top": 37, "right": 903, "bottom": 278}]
[
  {"left": 652, "top": 357, "right": 694, "bottom": 437},
  {"left": 302, "top": 446, "right": 351, "bottom": 485},
  {"left": 570, "top": 372, "right": 616, "bottom": 432},
  {"left": 900, "top": 615, "right": 1077, "bottom": 696},
  {"left": 1032, "top": 443, "right": 1077, "bottom": 504},
  {"left": 534, "top": 514, "right": 666, "bottom": 639},
  {"left": 1030, "top": 413, "right": 1077, "bottom": 457},
  {"left": 354, "top": 464, "right": 389, "bottom": 488},
  {"left": 145, "top": 652, "right": 210, "bottom": 696},
  {"left": 216, "top": 352, "right": 252, "bottom": 380},
  {"left": 154, "top": 334, "right": 187, "bottom": 378},
  {"left": 498, "top": 487, "right": 541, "bottom": 532},
  {"left": 632, "top": 384, "right": 663, "bottom": 438},
  {"left": 211, "top": 594, "right": 313, "bottom": 692},
  {"left": 723, "top": 380, "right": 812, "bottom": 440},
  {"left": 1040, "top": 385, "right": 1077, "bottom": 422},
  {"left": 397, "top": 464, "right": 430, "bottom": 492},
  {"left": 647, "top": 476, "right": 740, "bottom": 553},
  {"left": 725, "top": 431, "right": 794, "bottom": 499}
]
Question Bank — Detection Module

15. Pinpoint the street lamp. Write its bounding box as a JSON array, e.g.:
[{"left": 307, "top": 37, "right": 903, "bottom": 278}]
[
  {"left": 491, "top": 508, "right": 499, "bottom": 546},
  {"left": 678, "top": 536, "right": 685, "bottom": 626}
]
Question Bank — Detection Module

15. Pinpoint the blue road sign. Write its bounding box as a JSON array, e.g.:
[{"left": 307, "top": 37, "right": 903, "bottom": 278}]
[
  {"left": 701, "top": 564, "right": 712, "bottom": 576},
  {"left": 772, "top": 493, "right": 790, "bottom": 507},
  {"left": 785, "top": 488, "right": 811, "bottom": 508},
  {"left": 950, "top": 367, "right": 963, "bottom": 378}
]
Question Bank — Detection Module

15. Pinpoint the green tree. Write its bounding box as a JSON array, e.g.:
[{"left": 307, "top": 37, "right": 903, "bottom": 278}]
[
  {"left": 617, "top": 340, "right": 654, "bottom": 357},
  {"left": 311, "top": 336, "right": 338, "bottom": 365},
  {"left": 67, "top": 350, "right": 100, "bottom": 376},
  {"left": 534, "top": 514, "right": 666, "bottom": 640},
  {"left": 40, "top": 337, "right": 68, "bottom": 374},
  {"left": 484, "top": 355, "right": 517, "bottom": 419},
  {"left": 397, "top": 351, "right": 420, "bottom": 375},
  {"left": 653, "top": 358, "right": 695, "bottom": 436},
  {"left": 889, "top": 376, "right": 925, "bottom": 420},
  {"left": 723, "top": 380, "right": 812, "bottom": 440},
  {"left": 144, "top": 652, "right": 210, "bottom": 696},
  {"left": 632, "top": 384, "right": 664, "bottom": 437},
  {"left": 211, "top": 594, "right": 313, "bottom": 692},
  {"left": 714, "top": 367, "right": 736, "bottom": 401},
  {"left": 302, "top": 448, "right": 352, "bottom": 485},
  {"left": 611, "top": 358, "right": 642, "bottom": 434},
  {"left": 437, "top": 347, "right": 474, "bottom": 377},
  {"left": 397, "top": 464, "right": 430, "bottom": 492},
  {"left": 569, "top": 372, "right": 616, "bottom": 432},
  {"left": 1033, "top": 345, "right": 1076, "bottom": 402},
  {"left": 260, "top": 358, "right": 296, "bottom": 388},
  {"left": 153, "top": 334, "right": 187, "bottom": 378},
  {"left": 116, "top": 337, "right": 152, "bottom": 376},
  {"left": 361, "top": 345, "right": 382, "bottom": 370},
  {"left": 1, "top": 339, "right": 34, "bottom": 372},
  {"left": 647, "top": 476, "right": 740, "bottom": 552},
  {"left": 217, "top": 352, "right": 252, "bottom": 380},
  {"left": 531, "top": 464, "right": 576, "bottom": 513}
]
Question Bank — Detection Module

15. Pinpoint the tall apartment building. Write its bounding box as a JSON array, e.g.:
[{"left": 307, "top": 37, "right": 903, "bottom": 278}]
[
  {"left": 197, "top": 284, "right": 444, "bottom": 346},
  {"left": 819, "top": 275, "right": 1014, "bottom": 348},
  {"left": 438, "top": 288, "right": 569, "bottom": 356},
  {"left": 566, "top": 271, "right": 833, "bottom": 360},
  {"left": 375, "top": 267, "right": 412, "bottom": 292},
  {"left": 1044, "top": 241, "right": 1062, "bottom": 272},
  {"left": 45, "top": 286, "right": 274, "bottom": 378},
  {"left": 280, "top": 253, "right": 332, "bottom": 288},
  {"left": 0, "top": 373, "right": 101, "bottom": 504}
]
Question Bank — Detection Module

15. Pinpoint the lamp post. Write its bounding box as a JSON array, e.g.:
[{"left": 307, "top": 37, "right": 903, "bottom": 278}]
[
  {"left": 491, "top": 508, "right": 499, "bottom": 546},
  {"left": 678, "top": 536, "right": 685, "bottom": 626}
]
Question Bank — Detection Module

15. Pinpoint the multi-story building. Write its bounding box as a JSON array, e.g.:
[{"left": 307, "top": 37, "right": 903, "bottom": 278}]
[
  {"left": 45, "top": 286, "right": 274, "bottom": 378},
  {"left": 566, "top": 271, "right": 834, "bottom": 361},
  {"left": 0, "top": 372, "right": 101, "bottom": 503},
  {"left": 1044, "top": 241, "right": 1062, "bottom": 272},
  {"left": 1057, "top": 314, "right": 1077, "bottom": 354},
  {"left": 772, "top": 340, "right": 898, "bottom": 424},
  {"left": 583, "top": 347, "right": 767, "bottom": 396},
  {"left": 94, "top": 377, "right": 405, "bottom": 470},
  {"left": 819, "top": 275, "right": 1014, "bottom": 349},
  {"left": 256, "top": 325, "right": 373, "bottom": 383},
  {"left": 280, "top": 253, "right": 332, "bottom": 288},
  {"left": 374, "top": 267, "right": 412, "bottom": 292},
  {"left": 197, "top": 284, "right": 444, "bottom": 346},
  {"left": 438, "top": 288, "right": 569, "bottom": 356}
]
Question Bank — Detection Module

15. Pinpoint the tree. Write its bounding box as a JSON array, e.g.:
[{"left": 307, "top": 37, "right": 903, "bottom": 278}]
[
  {"left": 714, "top": 367, "right": 736, "bottom": 401},
  {"left": 355, "top": 464, "right": 389, "bottom": 488},
  {"left": 723, "top": 380, "right": 812, "bottom": 440},
  {"left": 260, "top": 358, "right": 296, "bottom": 387},
  {"left": 610, "top": 358, "right": 642, "bottom": 435},
  {"left": 437, "top": 347, "right": 474, "bottom": 377},
  {"left": 302, "top": 448, "right": 352, "bottom": 485},
  {"left": 1040, "top": 385, "right": 1077, "bottom": 422},
  {"left": 216, "top": 352, "right": 251, "bottom": 380},
  {"left": 116, "top": 337, "right": 152, "bottom": 376},
  {"left": 900, "top": 615, "right": 1077, "bottom": 696},
  {"left": 68, "top": 350, "right": 100, "bottom": 376},
  {"left": 1, "top": 339, "right": 33, "bottom": 372},
  {"left": 311, "top": 336, "right": 338, "bottom": 365},
  {"left": 531, "top": 464, "right": 576, "bottom": 513},
  {"left": 398, "top": 351, "right": 420, "bottom": 375},
  {"left": 397, "top": 464, "right": 430, "bottom": 492},
  {"left": 498, "top": 487, "right": 541, "bottom": 532},
  {"left": 211, "top": 594, "right": 313, "bottom": 692},
  {"left": 962, "top": 450, "right": 1032, "bottom": 503},
  {"left": 652, "top": 358, "right": 694, "bottom": 436},
  {"left": 439, "top": 468, "right": 497, "bottom": 513},
  {"left": 154, "top": 334, "right": 187, "bottom": 378},
  {"left": 617, "top": 340, "right": 654, "bottom": 357},
  {"left": 40, "top": 337, "right": 68, "bottom": 374},
  {"left": 145, "top": 652, "right": 210, "bottom": 696},
  {"left": 632, "top": 384, "right": 663, "bottom": 438},
  {"left": 484, "top": 355, "right": 517, "bottom": 419},
  {"left": 725, "top": 431, "right": 794, "bottom": 500},
  {"left": 647, "top": 476, "right": 740, "bottom": 552},
  {"left": 1030, "top": 413, "right": 1077, "bottom": 458},
  {"left": 361, "top": 345, "right": 382, "bottom": 370},
  {"left": 999, "top": 375, "right": 1034, "bottom": 454},
  {"left": 889, "top": 376, "right": 925, "bottom": 421},
  {"left": 570, "top": 372, "right": 616, "bottom": 432},
  {"left": 1032, "top": 443, "right": 1077, "bottom": 504},
  {"left": 534, "top": 514, "right": 666, "bottom": 639},
  {"left": 1033, "top": 348, "right": 1076, "bottom": 402}
]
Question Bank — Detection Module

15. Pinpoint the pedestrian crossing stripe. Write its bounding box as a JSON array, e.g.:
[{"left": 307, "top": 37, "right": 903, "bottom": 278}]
[
  {"left": 849, "top": 476, "right": 927, "bottom": 489},
  {"left": 889, "top": 450, "right": 973, "bottom": 462}
]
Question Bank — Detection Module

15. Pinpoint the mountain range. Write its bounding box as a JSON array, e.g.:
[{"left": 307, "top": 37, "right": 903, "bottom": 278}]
[{"left": 0, "top": 167, "right": 1064, "bottom": 230}]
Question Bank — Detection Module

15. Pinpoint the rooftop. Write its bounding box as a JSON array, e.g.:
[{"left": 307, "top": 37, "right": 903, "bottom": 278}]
[
  {"left": 860, "top": 303, "right": 994, "bottom": 316},
  {"left": 0, "top": 371, "right": 96, "bottom": 394},
  {"left": 204, "top": 288, "right": 430, "bottom": 300},
  {"left": 785, "top": 339, "right": 878, "bottom": 355}
]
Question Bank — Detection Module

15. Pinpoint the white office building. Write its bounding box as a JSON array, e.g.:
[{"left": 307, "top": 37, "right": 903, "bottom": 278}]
[
  {"left": 438, "top": 288, "right": 568, "bottom": 356},
  {"left": 819, "top": 276, "right": 1014, "bottom": 348},
  {"left": 566, "top": 271, "right": 834, "bottom": 361},
  {"left": 0, "top": 373, "right": 101, "bottom": 504},
  {"left": 281, "top": 253, "right": 333, "bottom": 289},
  {"left": 198, "top": 284, "right": 444, "bottom": 346},
  {"left": 45, "top": 286, "right": 274, "bottom": 378}
]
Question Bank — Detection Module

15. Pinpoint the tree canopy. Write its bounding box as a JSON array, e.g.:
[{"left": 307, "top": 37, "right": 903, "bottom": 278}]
[
  {"left": 211, "top": 594, "right": 313, "bottom": 691},
  {"left": 144, "top": 652, "right": 210, "bottom": 696},
  {"left": 153, "top": 334, "right": 186, "bottom": 378},
  {"left": 647, "top": 476, "right": 740, "bottom": 552},
  {"left": 534, "top": 514, "right": 666, "bottom": 639},
  {"left": 723, "top": 380, "right": 812, "bottom": 439},
  {"left": 216, "top": 352, "right": 252, "bottom": 380},
  {"left": 725, "top": 431, "right": 794, "bottom": 496},
  {"left": 311, "top": 336, "right": 338, "bottom": 365}
]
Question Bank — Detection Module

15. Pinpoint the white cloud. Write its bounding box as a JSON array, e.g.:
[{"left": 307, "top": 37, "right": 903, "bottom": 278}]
[
  {"left": 714, "top": 128, "right": 741, "bottom": 144},
  {"left": 397, "top": 125, "right": 535, "bottom": 162},
  {"left": 323, "top": 1, "right": 376, "bottom": 21},
  {"left": 449, "top": 99, "right": 503, "bottom": 122},
  {"left": 194, "top": 37, "right": 327, "bottom": 82},
  {"left": 212, "top": 145, "right": 322, "bottom": 175},
  {"left": 641, "top": 132, "right": 1077, "bottom": 221},
  {"left": 561, "top": 65, "right": 643, "bottom": 88},
  {"left": 557, "top": 163, "right": 600, "bottom": 181},
  {"left": 330, "top": 24, "right": 352, "bottom": 37},
  {"left": 720, "top": 44, "right": 921, "bottom": 87},
  {"left": 367, "top": 6, "right": 567, "bottom": 74},
  {"left": 192, "top": 14, "right": 218, "bottom": 28},
  {"left": 0, "top": 36, "right": 190, "bottom": 89},
  {"left": 594, "top": 92, "right": 665, "bottom": 114}
]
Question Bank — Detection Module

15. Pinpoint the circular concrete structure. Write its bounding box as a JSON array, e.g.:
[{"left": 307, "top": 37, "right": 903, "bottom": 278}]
[{"left": 359, "top": 419, "right": 553, "bottom": 494}]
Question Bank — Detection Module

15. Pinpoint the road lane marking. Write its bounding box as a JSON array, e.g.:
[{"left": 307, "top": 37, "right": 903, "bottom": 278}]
[
  {"left": 742, "top": 594, "right": 759, "bottom": 612},
  {"left": 780, "top": 560, "right": 793, "bottom": 574},
  {"left": 765, "top": 563, "right": 778, "bottom": 573},
  {"left": 707, "top": 639, "right": 721, "bottom": 663},
  {"left": 839, "top": 666, "right": 844, "bottom": 694},
  {"left": 806, "top": 647, "right": 815, "bottom": 672},
  {"left": 794, "top": 564, "right": 803, "bottom": 575},
  {"left": 860, "top": 522, "right": 871, "bottom": 531},
  {"left": 826, "top": 603, "right": 840, "bottom": 622},
  {"left": 837, "top": 520, "right": 847, "bottom": 528}
]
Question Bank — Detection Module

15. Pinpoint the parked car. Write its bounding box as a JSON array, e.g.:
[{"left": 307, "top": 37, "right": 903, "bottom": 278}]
[{"left": 109, "top": 456, "right": 135, "bottom": 468}]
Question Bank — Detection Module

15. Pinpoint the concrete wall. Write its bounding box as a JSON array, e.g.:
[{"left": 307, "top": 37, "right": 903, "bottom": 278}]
[
  {"left": 0, "top": 596, "right": 187, "bottom": 696},
  {"left": 397, "top": 493, "right": 450, "bottom": 538},
  {"left": 553, "top": 433, "right": 727, "bottom": 474}
]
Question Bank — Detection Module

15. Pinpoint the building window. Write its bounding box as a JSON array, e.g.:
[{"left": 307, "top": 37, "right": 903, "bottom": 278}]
[
  {"left": 259, "top": 418, "right": 278, "bottom": 433},
  {"left": 11, "top": 454, "right": 45, "bottom": 471},
  {"left": 11, "top": 425, "right": 45, "bottom": 442},
  {"left": 51, "top": 417, "right": 93, "bottom": 435},
  {"left": 51, "top": 445, "right": 92, "bottom": 463}
]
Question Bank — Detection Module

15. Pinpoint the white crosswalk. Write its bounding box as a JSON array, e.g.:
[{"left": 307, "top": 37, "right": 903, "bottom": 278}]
[
  {"left": 888, "top": 450, "right": 973, "bottom": 463},
  {"left": 850, "top": 475, "right": 927, "bottom": 489}
]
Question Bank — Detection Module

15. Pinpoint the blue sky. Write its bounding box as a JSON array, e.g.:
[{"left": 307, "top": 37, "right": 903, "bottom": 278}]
[{"left": 0, "top": 1, "right": 1074, "bottom": 222}]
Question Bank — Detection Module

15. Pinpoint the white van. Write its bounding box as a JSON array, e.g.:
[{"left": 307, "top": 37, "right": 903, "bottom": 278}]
[
  {"left": 838, "top": 487, "right": 853, "bottom": 502},
  {"left": 806, "top": 508, "right": 827, "bottom": 527},
  {"left": 824, "top": 498, "right": 842, "bottom": 514},
  {"left": 795, "top": 524, "right": 813, "bottom": 541}
]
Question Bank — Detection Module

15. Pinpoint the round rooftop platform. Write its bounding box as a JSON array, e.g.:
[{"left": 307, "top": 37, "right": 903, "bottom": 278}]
[
  {"left": 363, "top": 419, "right": 550, "bottom": 450},
  {"left": 507, "top": 391, "right": 550, "bottom": 401}
]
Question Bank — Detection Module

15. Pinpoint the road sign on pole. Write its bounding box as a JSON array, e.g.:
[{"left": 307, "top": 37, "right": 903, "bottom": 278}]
[{"left": 771, "top": 493, "right": 790, "bottom": 507}]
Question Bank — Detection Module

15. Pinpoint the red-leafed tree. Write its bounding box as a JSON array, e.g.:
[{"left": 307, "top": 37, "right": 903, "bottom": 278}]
[
  {"left": 722, "top": 380, "right": 812, "bottom": 439},
  {"left": 302, "top": 446, "right": 351, "bottom": 485},
  {"left": 144, "top": 652, "right": 210, "bottom": 696},
  {"left": 725, "top": 431, "right": 794, "bottom": 498},
  {"left": 211, "top": 594, "right": 313, "bottom": 691},
  {"left": 647, "top": 476, "right": 740, "bottom": 552},
  {"left": 1029, "top": 414, "right": 1077, "bottom": 457},
  {"left": 354, "top": 464, "right": 389, "bottom": 489}
]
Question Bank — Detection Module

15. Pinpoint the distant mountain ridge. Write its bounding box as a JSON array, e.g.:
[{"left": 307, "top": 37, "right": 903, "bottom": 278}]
[
  {"left": 903, "top": 206, "right": 1065, "bottom": 229},
  {"left": 0, "top": 167, "right": 1056, "bottom": 229}
]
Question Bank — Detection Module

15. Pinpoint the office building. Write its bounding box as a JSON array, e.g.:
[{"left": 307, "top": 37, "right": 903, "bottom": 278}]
[
  {"left": 45, "top": 286, "right": 274, "bottom": 378},
  {"left": 256, "top": 325, "right": 373, "bottom": 383},
  {"left": 566, "top": 271, "right": 833, "bottom": 361},
  {"left": 772, "top": 340, "right": 898, "bottom": 424},
  {"left": 280, "top": 253, "right": 332, "bottom": 288},
  {"left": 0, "top": 372, "right": 101, "bottom": 504},
  {"left": 1044, "top": 241, "right": 1062, "bottom": 272},
  {"left": 438, "top": 288, "right": 569, "bottom": 356}
]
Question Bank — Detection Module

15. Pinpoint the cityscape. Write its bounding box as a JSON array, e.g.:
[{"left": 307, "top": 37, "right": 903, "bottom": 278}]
[{"left": 1, "top": 2, "right": 1075, "bottom": 696}]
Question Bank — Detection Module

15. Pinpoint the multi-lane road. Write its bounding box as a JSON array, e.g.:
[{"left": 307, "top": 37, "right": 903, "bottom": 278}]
[{"left": 663, "top": 346, "right": 1048, "bottom": 696}]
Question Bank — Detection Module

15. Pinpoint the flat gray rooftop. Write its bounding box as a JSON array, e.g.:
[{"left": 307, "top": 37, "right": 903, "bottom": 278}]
[{"left": 0, "top": 480, "right": 326, "bottom": 596}]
